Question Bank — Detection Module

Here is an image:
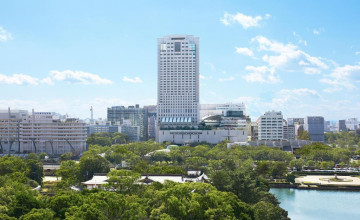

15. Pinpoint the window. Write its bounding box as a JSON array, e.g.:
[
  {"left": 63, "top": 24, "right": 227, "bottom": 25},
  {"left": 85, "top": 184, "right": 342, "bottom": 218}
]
[
  {"left": 175, "top": 42, "right": 181, "bottom": 52},
  {"left": 160, "top": 44, "right": 167, "bottom": 51}
]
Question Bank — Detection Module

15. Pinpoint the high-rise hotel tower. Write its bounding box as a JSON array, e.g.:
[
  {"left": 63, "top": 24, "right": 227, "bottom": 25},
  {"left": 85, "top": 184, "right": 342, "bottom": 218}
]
[{"left": 157, "top": 35, "right": 200, "bottom": 130}]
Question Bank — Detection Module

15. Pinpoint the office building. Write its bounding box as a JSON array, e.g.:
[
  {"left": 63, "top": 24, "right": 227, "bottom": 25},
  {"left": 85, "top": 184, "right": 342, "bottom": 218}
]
[
  {"left": 258, "top": 111, "right": 283, "bottom": 141},
  {"left": 346, "top": 118, "right": 359, "bottom": 131},
  {"left": 287, "top": 118, "right": 304, "bottom": 126},
  {"left": 157, "top": 35, "right": 200, "bottom": 130},
  {"left": 0, "top": 108, "right": 86, "bottom": 155},
  {"left": 338, "top": 120, "right": 347, "bottom": 132},
  {"left": 283, "top": 125, "right": 296, "bottom": 140},
  {"left": 107, "top": 105, "right": 148, "bottom": 141},
  {"left": 304, "top": 116, "right": 324, "bottom": 142},
  {"left": 144, "top": 105, "right": 157, "bottom": 140}
]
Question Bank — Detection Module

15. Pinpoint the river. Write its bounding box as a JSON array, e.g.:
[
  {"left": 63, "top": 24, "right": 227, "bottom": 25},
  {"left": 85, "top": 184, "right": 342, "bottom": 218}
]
[{"left": 270, "top": 188, "right": 360, "bottom": 220}]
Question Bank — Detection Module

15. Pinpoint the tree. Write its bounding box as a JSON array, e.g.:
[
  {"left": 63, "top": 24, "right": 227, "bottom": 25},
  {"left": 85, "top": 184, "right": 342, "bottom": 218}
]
[
  {"left": 147, "top": 182, "right": 254, "bottom": 220},
  {"left": 38, "top": 153, "right": 48, "bottom": 160},
  {"left": 320, "top": 161, "right": 335, "bottom": 170},
  {"left": 289, "top": 159, "right": 305, "bottom": 171},
  {"left": 0, "top": 214, "right": 16, "bottom": 220},
  {"left": 26, "top": 153, "right": 39, "bottom": 161},
  {"left": 152, "top": 151, "right": 171, "bottom": 163},
  {"left": 256, "top": 161, "right": 271, "bottom": 177},
  {"left": 60, "top": 152, "right": 73, "bottom": 161},
  {"left": 87, "top": 135, "right": 112, "bottom": 147},
  {"left": 56, "top": 160, "right": 80, "bottom": 186},
  {"left": 286, "top": 173, "right": 296, "bottom": 184},
  {"left": 0, "top": 156, "right": 28, "bottom": 176},
  {"left": 19, "top": 208, "right": 55, "bottom": 220},
  {"left": 49, "top": 191, "right": 84, "bottom": 219},
  {"left": 270, "top": 162, "right": 288, "bottom": 179},
  {"left": 112, "top": 132, "right": 128, "bottom": 144},
  {"left": 253, "top": 201, "right": 289, "bottom": 220},
  {"left": 105, "top": 170, "right": 141, "bottom": 193},
  {"left": 298, "top": 130, "right": 310, "bottom": 140},
  {"left": 66, "top": 203, "right": 107, "bottom": 220},
  {"left": 26, "top": 160, "right": 44, "bottom": 185},
  {"left": 9, "top": 190, "right": 41, "bottom": 218},
  {"left": 79, "top": 155, "right": 110, "bottom": 181}
]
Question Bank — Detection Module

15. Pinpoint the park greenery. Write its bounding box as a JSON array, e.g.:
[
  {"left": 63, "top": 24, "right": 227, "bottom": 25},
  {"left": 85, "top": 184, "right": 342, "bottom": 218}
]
[
  {"left": 0, "top": 131, "right": 359, "bottom": 219},
  {"left": 325, "top": 131, "right": 360, "bottom": 148}
]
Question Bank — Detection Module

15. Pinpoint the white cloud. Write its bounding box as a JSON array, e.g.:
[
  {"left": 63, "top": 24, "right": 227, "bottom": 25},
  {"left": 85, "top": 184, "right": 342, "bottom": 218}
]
[
  {"left": 0, "top": 26, "right": 12, "bottom": 42},
  {"left": 50, "top": 70, "right": 113, "bottom": 85},
  {"left": 218, "top": 76, "right": 235, "bottom": 82},
  {"left": 205, "top": 62, "right": 216, "bottom": 70},
  {"left": 320, "top": 64, "right": 360, "bottom": 92},
  {"left": 0, "top": 73, "right": 39, "bottom": 85},
  {"left": 313, "top": 28, "right": 324, "bottom": 35},
  {"left": 293, "top": 32, "right": 307, "bottom": 46},
  {"left": 252, "top": 36, "right": 328, "bottom": 74},
  {"left": 278, "top": 88, "right": 320, "bottom": 97},
  {"left": 243, "top": 65, "right": 279, "bottom": 83},
  {"left": 40, "top": 77, "right": 54, "bottom": 85},
  {"left": 122, "top": 76, "right": 142, "bottom": 83},
  {"left": 220, "top": 12, "right": 269, "bottom": 28},
  {"left": 200, "top": 74, "right": 212, "bottom": 80},
  {"left": 355, "top": 52, "right": 360, "bottom": 55},
  {"left": 235, "top": 47, "right": 254, "bottom": 57},
  {"left": 0, "top": 70, "right": 112, "bottom": 86},
  {"left": 233, "top": 96, "right": 258, "bottom": 103},
  {"left": 205, "top": 62, "right": 227, "bottom": 74}
]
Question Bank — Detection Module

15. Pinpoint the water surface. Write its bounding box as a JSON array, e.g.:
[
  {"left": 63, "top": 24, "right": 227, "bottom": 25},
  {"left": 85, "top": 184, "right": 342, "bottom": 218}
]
[{"left": 270, "top": 188, "right": 360, "bottom": 220}]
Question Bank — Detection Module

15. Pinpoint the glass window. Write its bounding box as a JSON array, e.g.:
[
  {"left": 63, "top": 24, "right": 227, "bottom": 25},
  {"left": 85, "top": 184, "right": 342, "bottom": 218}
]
[
  {"left": 160, "top": 44, "right": 167, "bottom": 51},
  {"left": 189, "top": 43, "right": 196, "bottom": 51},
  {"left": 175, "top": 42, "right": 181, "bottom": 52}
]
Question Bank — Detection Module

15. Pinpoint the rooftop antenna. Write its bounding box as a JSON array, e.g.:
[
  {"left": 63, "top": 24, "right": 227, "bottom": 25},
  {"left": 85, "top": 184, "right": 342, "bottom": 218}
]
[{"left": 90, "top": 106, "right": 94, "bottom": 125}]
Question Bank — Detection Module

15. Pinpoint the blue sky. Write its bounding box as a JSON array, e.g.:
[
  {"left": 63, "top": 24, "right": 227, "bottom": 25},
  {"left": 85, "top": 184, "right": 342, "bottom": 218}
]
[{"left": 0, "top": 0, "right": 359, "bottom": 120}]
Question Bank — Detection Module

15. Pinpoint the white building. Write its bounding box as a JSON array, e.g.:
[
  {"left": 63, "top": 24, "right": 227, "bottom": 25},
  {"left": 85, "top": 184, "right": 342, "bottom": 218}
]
[
  {"left": 158, "top": 129, "right": 247, "bottom": 145},
  {"left": 157, "top": 35, "right": 200, "bottom": 131},
  {"left": 258, "top": 111, "right": 283, "bottom": 140},
  {"left": 346, "top": 118, "right": 359, "bottom": 130},
  {"left": 199, "top": 103, "right": 247, "bottom": 120},
  {"left": 0, "top": 108, "right": 86, "bottom": 155},
  {"left": 82, "top": 173, "right": 209, "bottom": 189}
]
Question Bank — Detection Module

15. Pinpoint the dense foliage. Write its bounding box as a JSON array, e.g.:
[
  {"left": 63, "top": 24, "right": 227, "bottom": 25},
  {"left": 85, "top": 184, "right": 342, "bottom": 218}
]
[
  {"left": 325, "top": 131, "right": 360, "bottom": 148},
  {"left": 3, "top": 133, "right": 360, "bottom": 219}
]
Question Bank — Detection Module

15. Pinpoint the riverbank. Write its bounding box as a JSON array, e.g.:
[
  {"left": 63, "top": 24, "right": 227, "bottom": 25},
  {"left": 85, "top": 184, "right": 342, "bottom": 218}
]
[{"left": 270, "top": 175, "right": 360, "bottom": 191}]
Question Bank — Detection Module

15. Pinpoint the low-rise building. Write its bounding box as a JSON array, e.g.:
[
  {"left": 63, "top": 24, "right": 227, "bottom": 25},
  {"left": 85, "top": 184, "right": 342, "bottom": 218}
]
[
  {"left": 82, "top": 172, "right": 209, "bottom": 189},
  {"left": 0, "top": 108, "right": 86, "bottom": 155},
  {"left": 158, "top": 104, "right": 249, "bottom": 145}
]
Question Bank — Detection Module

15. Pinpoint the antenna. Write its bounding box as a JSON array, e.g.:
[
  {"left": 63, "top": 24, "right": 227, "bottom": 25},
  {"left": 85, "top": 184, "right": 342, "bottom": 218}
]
[{"left": 90, "top": 106, "right": 94, "bottom": 125}]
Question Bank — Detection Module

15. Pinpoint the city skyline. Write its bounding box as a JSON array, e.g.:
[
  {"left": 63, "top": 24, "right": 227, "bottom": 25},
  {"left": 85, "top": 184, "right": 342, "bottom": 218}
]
[{"left": 1, "top": 1, "right": 360, "bottom": 120}]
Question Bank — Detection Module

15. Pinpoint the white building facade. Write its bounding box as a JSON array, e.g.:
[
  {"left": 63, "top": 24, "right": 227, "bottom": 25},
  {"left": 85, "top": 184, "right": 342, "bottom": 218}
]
[
  {"left": 158, "top": 129, "right": 247, "bottom": 145},
  {"left": 157, "top": 35, "right": 200, "bottom": 130},
  {"left": 0, "top": 109, "right": 87, "bottom": 155},
  {"left": 258, "top": 111, "right": 284, "bottom": 140},
  {"left": 346, "top": 118, "right": 359, "bottom": 131}
]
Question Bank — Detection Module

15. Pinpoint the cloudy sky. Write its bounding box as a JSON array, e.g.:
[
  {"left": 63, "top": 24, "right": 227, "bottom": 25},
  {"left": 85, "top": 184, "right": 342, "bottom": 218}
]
[{"left": 0, "top": 0, "right": 359, "bottom": 120}]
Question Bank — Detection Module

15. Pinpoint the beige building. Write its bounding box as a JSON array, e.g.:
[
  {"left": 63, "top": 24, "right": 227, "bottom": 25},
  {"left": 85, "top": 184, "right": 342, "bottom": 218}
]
[{"left": 0, "top": 108, "right": 86, "bottom": 155}]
